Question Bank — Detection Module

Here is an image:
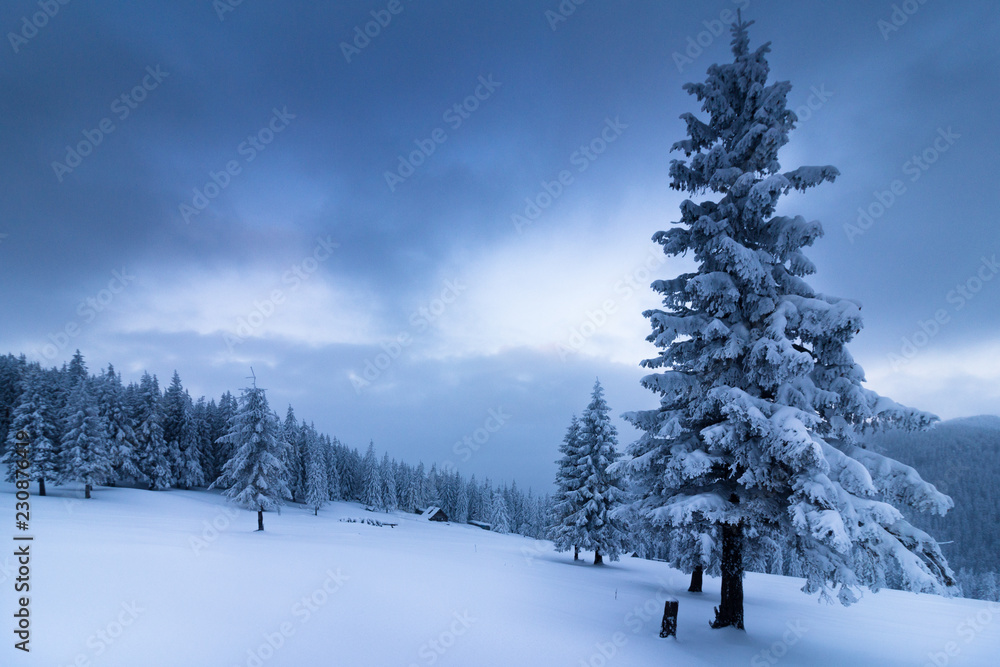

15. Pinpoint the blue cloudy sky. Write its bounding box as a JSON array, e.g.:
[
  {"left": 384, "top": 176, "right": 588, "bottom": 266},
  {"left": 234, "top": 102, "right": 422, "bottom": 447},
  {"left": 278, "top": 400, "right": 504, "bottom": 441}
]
[{"left": 1, "top": 0, "right": 998, "bottom": 491}]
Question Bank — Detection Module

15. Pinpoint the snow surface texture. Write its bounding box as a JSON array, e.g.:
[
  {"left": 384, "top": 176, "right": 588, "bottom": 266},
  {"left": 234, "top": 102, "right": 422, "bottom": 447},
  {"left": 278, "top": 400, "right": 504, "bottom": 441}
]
[{"left": 2, "top": 484, "right": 997, "bottom": 667}]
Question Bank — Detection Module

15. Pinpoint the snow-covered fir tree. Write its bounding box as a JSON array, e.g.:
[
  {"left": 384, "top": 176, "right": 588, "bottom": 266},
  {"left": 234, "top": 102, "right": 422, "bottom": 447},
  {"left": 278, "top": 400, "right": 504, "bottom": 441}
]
[
  {"left": 551, "top": 382, "right": 627, "bottom": 565},
  {"left": 211, "top": 391, "right": 238, "bottom": 477},
  {"left": 489, "top": 488, "right": 510, "bottom": 534},
  {"left": 615, "top": 17, "right": 955, "bottom": 629},
  {"left": 97, "top": 365, "right": 143, "bottom": 485},
  {"left": 454, "top": 477, "right": 469, "bottom": 524},
  {"left": 402, "top": 465, "right": 420, "bottom": 512},
  {"left": 2, "top": 366, "right": 61, "bottom": 495},
  {"left": 303, "top": 424, "right": 329, "bottom": 516},
  {"left": 132, "top": 373, "right": 172, "bottom": 490},
  {"left": 283, "top": 405, "right": 306, "bottom": 502},
  {"left": 550, "top": 415, "right": 585, "bottom": 560},
  {"left": 211, "top": 383, "right": 290, "bottom": 531},
  {"left": 412, "top": 462, "right": 427, "bottom": 509},
  {"left": 380, "top": 453, "right": 398, "bottom": 512},
  {"left": 61, "top": 379, "right": 112, "bottom": 498},
  {"left": 323, "top": 434, "right": 342, "bottom": 501},
  {"left": 191, "top": 397, "right": 215, "bottom": 484},
  {"left": 162, "top": 372, "right": 204, "bottom": 489},
  {"left": 467, "top": 474, "right": 483, "bottom": 522},
  {"left": 0, "top": 354, "right": 26, "bottom": 444},
  {"left": 361, "top": 441, "right": 384, "bottom": 510},
  {"left": 425, "top": 463, "right": 441, "bottom": 507}
]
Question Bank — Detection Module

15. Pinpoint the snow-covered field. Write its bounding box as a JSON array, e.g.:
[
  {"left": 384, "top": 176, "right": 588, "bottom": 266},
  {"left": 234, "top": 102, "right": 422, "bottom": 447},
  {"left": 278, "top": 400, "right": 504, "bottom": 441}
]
[{"left": 2, "top": 484, "right": 997, "bottom": 667}]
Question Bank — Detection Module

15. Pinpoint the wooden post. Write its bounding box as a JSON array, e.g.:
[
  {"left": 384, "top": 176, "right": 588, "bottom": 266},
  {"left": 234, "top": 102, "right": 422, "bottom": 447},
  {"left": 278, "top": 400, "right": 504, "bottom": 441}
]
[{"left": 660, "top": 600, "right": 678, "bottom": 639}]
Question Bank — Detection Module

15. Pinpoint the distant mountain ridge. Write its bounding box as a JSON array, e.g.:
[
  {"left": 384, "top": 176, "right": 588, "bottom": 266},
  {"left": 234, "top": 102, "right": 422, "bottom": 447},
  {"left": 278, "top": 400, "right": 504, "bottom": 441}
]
[{"left": 942, "top": 414, "right": 1000, "bottom": 431}]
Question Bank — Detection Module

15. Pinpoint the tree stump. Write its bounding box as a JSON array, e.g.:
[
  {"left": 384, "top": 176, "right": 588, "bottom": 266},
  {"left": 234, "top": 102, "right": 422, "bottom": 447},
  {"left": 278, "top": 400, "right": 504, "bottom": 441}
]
[{"left": 660, "top": 600, "right": 678, "bottom": 638}]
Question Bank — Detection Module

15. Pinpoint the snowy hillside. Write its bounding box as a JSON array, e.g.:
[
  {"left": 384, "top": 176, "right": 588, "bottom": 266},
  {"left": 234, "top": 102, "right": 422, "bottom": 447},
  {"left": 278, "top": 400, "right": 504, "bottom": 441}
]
[{"left": 2, "top": 484, "right": 997, "bottom": 667}]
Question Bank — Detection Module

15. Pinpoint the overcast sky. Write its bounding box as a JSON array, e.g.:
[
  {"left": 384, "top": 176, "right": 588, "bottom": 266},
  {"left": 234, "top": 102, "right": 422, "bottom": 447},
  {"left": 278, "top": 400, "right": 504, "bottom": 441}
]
[{"left": 1, "top": 0, "right": 998, "bottom": 491}]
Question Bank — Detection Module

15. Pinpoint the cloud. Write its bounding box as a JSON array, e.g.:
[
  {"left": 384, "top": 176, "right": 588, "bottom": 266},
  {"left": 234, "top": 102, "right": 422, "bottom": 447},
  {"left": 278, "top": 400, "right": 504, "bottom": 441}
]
[
  {"left": 109, "top": 263, "right": 378, "bottom": 350},
  {"left": 862, "top": 338, "right": 1000, "bottom": 419}
]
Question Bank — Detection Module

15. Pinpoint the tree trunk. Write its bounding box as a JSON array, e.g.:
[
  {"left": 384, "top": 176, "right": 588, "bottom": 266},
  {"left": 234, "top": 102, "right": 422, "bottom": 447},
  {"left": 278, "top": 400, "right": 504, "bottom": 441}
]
[
  {"left": 689, "top": 565, "right": 703, "bottom": 593},
  {"left": 38, "top": 478, "right": 46, "bottom": 497},
  {"left": 711, "top": 522, "right": 744, "bottom": 630},
  {"left": 257, "top": 508, "right": 264, "bottom": 532},
  {"left": 314, "top": 507, "right": 318, "bottom": 516},
  {"left": 573, "top": 546, "right": 579, "bottom": 561},
  {"left": 594, "top": 549, "right": 603, "bottom": 565},
  {"left": 85, "top": 484, "right": 92, "bottom": 499}
]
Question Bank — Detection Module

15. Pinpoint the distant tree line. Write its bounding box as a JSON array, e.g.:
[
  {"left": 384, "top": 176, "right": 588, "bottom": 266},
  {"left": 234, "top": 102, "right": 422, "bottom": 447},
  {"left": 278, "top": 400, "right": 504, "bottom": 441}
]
[
  {"left": 866, "top": 419, "right": 1000, "bottom": 602},
  {"left": 0, "top": 351, "right": 550, "bottom": 538}
]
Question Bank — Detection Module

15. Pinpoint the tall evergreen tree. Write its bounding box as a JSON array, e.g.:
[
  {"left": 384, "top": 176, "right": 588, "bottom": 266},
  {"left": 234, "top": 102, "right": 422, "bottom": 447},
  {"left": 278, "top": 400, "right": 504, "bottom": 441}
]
[
  {"left": 489, "top": 488, "right": 511, "bottom": 534},
  {"left": 283, "top": 405, "right": 305, "bottom": 502},
  {"left": 323, "top": 434, "right": 342, "bottom": 501},
  {"left": 96, "top": 365, "right": 143, "bottom": 485},
  {"left": 550, "top": 415, "right": 585, "bottom": 560},
  {"left": 133, "top": 373, "right": 171, "bottom": 490},
  {"left": 454, "top": 477, "right": 469, "bottom": 524},
  {"left": 211, "top": 383, "right": 290, "bottom": 531},
  {"left": 616, "top": 17, "right": 954, "bottom": 629},
  {"left": 413, "top": 462, "right": 428, "bottom": 509},
  {"left": 361, "top": 441, "right": 384, "bottom": 510},
  {"left": 381, "top": 453, "right": 398, "bottom": 512},
  {"left": 212, "top": 391, "right": 239, "bottom": 479},
  {"left": 162, "top": 371, "right": 201, "bottom": 489},
  {"left": 2, "top": 366, "right": 61, "bottom": 494},
  {"left": 0, "top": 353, "right": 27, "bottom": 446},
  {"left": 191, "top": 397, "right": 215, "bottom": 484},
  {"left": 551, "top": 383, "right": 627, "bottom": 564},
  {"left": 576, "top": 381, "right": 628, "bottom": 564},
  {"left": 61, "top": 379, "right": 112, "bottom": 498},
  {"left": 467, "top": 474, "right": 483, "bottom": 522},
  {"left": 303, "top": 425, "right": 329, "bottom": 516}
]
